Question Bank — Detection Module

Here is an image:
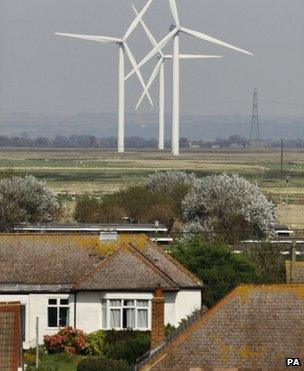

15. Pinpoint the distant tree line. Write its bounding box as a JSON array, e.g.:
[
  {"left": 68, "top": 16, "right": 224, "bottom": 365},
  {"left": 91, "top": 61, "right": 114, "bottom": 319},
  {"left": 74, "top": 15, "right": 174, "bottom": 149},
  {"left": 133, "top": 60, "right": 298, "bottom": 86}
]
[
  {"left": 1, "top": 133, "right": 304, "bottom": 149},
  {"left": 0, "top": 134, "right": 158, "bottom": 149}
]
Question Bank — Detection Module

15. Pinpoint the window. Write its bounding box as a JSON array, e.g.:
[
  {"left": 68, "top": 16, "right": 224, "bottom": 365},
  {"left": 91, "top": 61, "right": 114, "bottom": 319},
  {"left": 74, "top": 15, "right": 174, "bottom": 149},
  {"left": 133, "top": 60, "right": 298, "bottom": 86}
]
[
  {"left": 47, "top": 298, "right": 69, "bottom": 328},
  {"left": 101, "top": 299, "right": 149, "bottom": 330}
]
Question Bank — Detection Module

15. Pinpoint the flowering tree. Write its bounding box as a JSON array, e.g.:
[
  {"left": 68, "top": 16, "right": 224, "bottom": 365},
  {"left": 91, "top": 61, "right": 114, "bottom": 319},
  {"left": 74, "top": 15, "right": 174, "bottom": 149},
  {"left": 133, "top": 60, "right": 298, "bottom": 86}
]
[
  {"left": 0, "top": 175, "right": 59, "bottom": 231},
  {"left": 182, "top": 174, "right": 276, "bottom": 243},
  {"left": 146, "top": 170, "right": 197, "bottom": 192}
]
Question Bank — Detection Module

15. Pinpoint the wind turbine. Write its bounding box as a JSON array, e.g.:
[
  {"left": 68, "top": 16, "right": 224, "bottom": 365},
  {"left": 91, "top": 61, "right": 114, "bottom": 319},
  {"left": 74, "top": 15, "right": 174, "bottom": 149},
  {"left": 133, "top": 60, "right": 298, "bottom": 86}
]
[
  {"left": 127, "top": 0, "right": 253, "bottom": 156},
  {"left": 131, "top": 5, "right": 222, "bottom": 151},
  {"left": 55, "top": 0, "right": 154, "bottom": 153}
]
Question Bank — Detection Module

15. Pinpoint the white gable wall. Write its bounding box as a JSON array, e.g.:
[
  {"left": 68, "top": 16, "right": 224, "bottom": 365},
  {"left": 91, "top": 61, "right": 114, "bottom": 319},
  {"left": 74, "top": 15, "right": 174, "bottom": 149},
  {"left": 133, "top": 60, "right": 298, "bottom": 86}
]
[
  {"left": 175, "top": 290, "right": 202, "bottom": 325},
  {"left": 0, "top": 289, "right": 201, "bottom": 349}
]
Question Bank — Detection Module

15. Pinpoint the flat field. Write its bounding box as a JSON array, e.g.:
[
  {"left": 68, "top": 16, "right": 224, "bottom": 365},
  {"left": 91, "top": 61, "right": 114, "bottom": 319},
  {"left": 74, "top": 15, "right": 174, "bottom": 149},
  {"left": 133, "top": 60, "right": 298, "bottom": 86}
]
[{"left": 1, "top": 148, "right": 303, "bottom": 227}]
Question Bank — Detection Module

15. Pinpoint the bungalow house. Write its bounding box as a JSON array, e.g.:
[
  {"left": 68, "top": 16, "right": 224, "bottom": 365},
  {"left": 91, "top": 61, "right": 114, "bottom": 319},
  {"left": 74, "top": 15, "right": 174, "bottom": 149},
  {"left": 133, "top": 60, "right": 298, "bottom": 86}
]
[{"left": 0, "top": 233, "right": 202, "bottom": 349}]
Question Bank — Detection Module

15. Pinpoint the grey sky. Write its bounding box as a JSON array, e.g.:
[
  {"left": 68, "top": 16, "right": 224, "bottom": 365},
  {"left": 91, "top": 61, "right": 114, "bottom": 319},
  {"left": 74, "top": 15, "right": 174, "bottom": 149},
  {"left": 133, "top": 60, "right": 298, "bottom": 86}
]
[{"left": 0, "top": 0, "right": 304, "bottom": 118}]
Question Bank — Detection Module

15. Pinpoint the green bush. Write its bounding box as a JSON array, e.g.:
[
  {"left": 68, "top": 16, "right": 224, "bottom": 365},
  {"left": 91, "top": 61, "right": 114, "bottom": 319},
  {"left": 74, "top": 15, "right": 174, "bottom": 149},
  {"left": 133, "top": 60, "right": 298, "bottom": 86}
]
[
  {"left": 104, "top": 329, "right": 150, "bottom": 345},
  {"left": 244, "top": 242, "right": 285, "bottom": 283},
  {"left": 74, "top": 184, "right": 184, "bottom": 229},
  {"left": 165, "top": 323, "right": 176, "bottom": 337},
  {"left": 86, "top": 330, "right": 105, "bottom": 356},
  {"left": 105, "top": 332, "right": 150, "bottom": 365},
  {"left": 77, "top": 357, "right": 130, "bottom": 371}
]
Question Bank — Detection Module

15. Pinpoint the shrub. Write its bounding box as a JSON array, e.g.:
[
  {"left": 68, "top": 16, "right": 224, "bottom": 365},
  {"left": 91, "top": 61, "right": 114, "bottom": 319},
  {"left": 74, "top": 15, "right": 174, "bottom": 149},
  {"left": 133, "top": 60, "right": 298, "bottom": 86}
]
[
  {"left": 86, "top": 330, "right": 105, "bottom": 356},
  {"left": 74, "top": 176, "right": 192, "bottom": 229},
  {"left": 244, "top": 242, "right": 285, "bottom": 283},
  {"left": 105, "top": 332, "right": 150, "bottom": 365},
  {"left": 44, "top": 327, "right": 88, "bottom": 355},
  {"left": 77, "top": 357, "right": 130, "bottom": 371},
  {"left": 23, "top": 351, "right": 36, "bottom": 365},
  {"left": 165, "top": 323, "right": 176, "bottom": 337},
  {"left": 104, "top": 329, "right": 147, "bottom": 345}
]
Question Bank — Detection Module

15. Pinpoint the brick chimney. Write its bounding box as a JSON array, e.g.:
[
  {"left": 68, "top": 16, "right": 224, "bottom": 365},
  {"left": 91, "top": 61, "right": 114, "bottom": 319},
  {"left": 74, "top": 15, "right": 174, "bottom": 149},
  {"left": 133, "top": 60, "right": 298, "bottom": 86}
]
[{"left": 151, "top": 285, "right": 165, "bottom": 350}]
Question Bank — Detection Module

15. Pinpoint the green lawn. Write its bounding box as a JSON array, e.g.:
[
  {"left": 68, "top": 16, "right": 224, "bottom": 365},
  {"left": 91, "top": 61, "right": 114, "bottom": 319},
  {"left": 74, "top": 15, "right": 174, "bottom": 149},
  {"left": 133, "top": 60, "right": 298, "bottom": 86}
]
[{"left": 26, "top": 353, "right": 82, "bottom": 370}]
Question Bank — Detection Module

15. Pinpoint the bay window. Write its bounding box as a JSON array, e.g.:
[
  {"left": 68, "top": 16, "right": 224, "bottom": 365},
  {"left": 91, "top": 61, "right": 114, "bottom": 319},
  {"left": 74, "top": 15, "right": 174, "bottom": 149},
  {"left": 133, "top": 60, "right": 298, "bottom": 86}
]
[{"left": 101, "top": 299, "right": 150, "bottom": 330}]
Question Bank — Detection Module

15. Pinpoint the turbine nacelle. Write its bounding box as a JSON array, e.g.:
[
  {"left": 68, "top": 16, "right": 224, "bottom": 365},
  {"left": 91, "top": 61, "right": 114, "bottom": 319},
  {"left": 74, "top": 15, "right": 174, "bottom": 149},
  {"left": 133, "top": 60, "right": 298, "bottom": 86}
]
[{"left": 169, "top": 24, "right": 179, "bottom": 32}]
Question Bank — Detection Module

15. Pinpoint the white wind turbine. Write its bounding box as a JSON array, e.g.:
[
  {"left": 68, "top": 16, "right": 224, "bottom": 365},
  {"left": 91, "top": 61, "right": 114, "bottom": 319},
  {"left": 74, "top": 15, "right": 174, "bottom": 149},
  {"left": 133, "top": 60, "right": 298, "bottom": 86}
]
[
  {"left": 131, "top": 5, "right": 222, "bottom": 151},
  {"left": 55, "top": 0, "right": 154, "bottom": 153},
  {"left": 127, "top": 0, "right": 253, "bottom": 156}
]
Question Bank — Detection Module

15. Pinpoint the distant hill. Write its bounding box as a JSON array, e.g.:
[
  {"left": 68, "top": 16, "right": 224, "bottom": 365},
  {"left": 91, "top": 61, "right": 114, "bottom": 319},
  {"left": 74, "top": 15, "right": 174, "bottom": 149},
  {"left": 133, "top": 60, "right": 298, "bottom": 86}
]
[{"left": 0, "top": 112, "right": 303, "bottom": 140}]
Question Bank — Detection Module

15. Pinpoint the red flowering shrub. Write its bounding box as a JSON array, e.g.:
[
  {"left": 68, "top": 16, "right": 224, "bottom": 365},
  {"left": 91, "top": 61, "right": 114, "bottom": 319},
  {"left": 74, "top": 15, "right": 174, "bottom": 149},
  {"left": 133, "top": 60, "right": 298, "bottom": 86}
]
[{"left": 44, "top": 327, "right": 88, "bottom": 354}]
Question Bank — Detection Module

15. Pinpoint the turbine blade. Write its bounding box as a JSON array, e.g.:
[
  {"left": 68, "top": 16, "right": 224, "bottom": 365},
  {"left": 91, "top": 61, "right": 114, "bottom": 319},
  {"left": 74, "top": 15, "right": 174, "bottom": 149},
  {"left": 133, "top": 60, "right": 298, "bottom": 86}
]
[
  {"left": 135, "top": 58, "right": 163, "bottom": 110},
  {"left": 124, "top": 0, "right": 154, "bottom": 40},
  {"left": 55, "top": 33, "right": 121, "bottom": 43},
  {"left": 132, "top": 4, "right": 163, "bottom": 55},
  {"left": 180, "top": 27, "right": 253, "bottom": 56},
  {"left": 124, "top": 43, "right": 154, "bottom": 107},
  {"left": 179, "top": 54, "right": 223, "bottom": 59},
  {"left": 169, "top": 0, "right": 180, "bottom": 26},
  {"left": 125, "top": 27, "right": 177, "bottom": 81},
  {"left": 164, "top": 54, "right": 222, "bottom": 59}
]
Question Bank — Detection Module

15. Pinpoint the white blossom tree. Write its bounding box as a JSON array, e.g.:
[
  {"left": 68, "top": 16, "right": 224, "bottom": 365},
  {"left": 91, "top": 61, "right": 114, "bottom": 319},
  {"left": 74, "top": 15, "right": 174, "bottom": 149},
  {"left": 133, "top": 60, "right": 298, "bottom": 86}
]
[
  {"left": 146, "top": 170, "right": 197, "bottom": 192},
  {"left": 0, "top": 175, "right": 59, "bottom": 230},
  {"left": 182, "top": 174, "right": 276, "bottom": 242}
]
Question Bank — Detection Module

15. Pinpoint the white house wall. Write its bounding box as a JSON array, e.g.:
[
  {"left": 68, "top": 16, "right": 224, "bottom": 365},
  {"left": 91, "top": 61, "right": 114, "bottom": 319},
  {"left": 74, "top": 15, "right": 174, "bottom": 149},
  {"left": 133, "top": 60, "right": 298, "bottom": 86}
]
[
  {"left": 0, "top": 289, "right": 201, "bottom": 348},
  {"left": 164, "top": 292, "right": 176, "bottom": 326},
  {"left": 76, "top": 291, "right": 101, "bottom": 333},
  {"left": 174, "top": 290, "right": 202, "bottom": 325}
]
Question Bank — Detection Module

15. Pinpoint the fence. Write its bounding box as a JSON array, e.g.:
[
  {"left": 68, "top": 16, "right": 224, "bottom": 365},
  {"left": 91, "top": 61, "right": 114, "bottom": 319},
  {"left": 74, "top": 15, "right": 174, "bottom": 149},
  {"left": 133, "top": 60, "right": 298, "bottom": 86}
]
[{"left": 0, "top": 302, "right": 21, "bottom": 371}]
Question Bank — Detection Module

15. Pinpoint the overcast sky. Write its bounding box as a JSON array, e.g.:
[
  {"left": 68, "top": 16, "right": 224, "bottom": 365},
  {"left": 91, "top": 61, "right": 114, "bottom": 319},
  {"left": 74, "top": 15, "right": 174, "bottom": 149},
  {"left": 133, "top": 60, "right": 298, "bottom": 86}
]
[{"left": 0, "top": 0, "right": 303, "bottom": 118}]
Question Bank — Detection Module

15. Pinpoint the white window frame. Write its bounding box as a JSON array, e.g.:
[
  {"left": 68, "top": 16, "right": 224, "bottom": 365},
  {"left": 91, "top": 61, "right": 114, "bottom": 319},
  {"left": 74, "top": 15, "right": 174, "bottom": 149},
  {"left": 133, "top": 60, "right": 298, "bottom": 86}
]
[
  {"left": 47, "top": 297, "right": 70, "bottom": 328},
  {"left": 101, "top": 297, "right": 151, "bottom": 331}
]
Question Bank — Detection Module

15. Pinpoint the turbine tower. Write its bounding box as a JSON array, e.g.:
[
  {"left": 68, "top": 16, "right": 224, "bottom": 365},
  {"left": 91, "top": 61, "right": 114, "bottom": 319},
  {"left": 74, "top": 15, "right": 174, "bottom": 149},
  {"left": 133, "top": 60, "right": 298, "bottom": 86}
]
[
  {"left": 128, "top": 0, "right": 253, "bottom": 156},
  {"left": 249, "top": 88, "right": 261, "bottom": 146},
  {"left": 131, "top": 5, "right": 222, "bottom": 151},
  {"left": 55, "top": 0, "right": 154, "bottom": 153}
]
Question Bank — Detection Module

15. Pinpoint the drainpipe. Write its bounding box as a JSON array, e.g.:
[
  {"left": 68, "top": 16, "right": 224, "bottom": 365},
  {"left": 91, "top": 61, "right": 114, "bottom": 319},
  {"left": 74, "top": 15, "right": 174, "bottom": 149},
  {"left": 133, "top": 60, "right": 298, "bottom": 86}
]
[
  {"left": 290, "top": 241, "right": 296, "bottom": 283},
  {"left": 74, "top": 292, "right": 77, "bottom": 329}
]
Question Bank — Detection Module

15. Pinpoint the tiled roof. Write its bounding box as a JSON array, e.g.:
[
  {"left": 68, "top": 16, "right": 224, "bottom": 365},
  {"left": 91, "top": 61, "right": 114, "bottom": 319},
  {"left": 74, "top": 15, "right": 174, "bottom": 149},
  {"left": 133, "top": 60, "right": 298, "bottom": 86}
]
[
  {"left": 285, "top": 260, "right": 304, "bottom": 283},
  {"left": 133, "top": 240, "right": 202, "bottom": 288},
  {"left": 77, "top": 244, "right": 179, "bottom": 291},
  {"left": 0, "top": 233, "right": 202, "bottom": 292},
  {"left": 138, "top": 284, "right": 304, "bottom": 370},
  {"left": 0, "top": 234, "right": 104, "bottom": 285}
]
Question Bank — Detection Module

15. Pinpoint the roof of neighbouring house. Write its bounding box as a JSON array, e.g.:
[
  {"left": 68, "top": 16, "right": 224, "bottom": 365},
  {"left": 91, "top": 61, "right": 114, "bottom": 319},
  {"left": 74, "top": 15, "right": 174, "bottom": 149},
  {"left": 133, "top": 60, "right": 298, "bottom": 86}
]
[
  {"left": 285, "top": 260, "right": 304, "bottom": 283},
  {"left": 0, "top": 233, "right": 202, "bottom": 292},
  {"left": 137, "top": 284, "right": 304, "bottom": 370},
  {"left": 14, "top": 223, "right": 168, "bottom": 233}
]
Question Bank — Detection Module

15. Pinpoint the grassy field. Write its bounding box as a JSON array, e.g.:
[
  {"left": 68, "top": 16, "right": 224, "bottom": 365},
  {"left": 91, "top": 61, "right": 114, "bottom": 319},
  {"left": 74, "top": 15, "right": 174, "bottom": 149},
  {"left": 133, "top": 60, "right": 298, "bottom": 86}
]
[{"left": 1, "top": 147, "right": 304, "bottom": 227}]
